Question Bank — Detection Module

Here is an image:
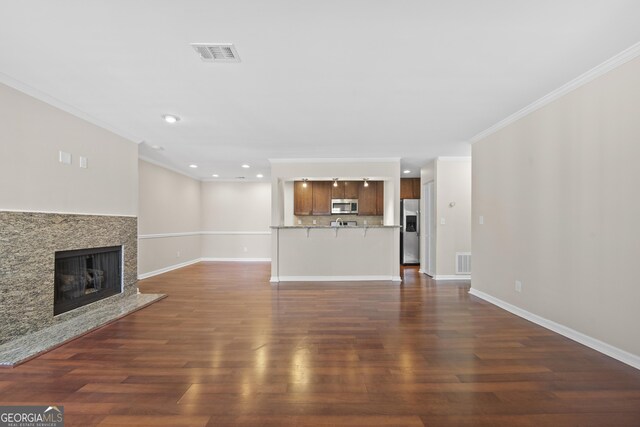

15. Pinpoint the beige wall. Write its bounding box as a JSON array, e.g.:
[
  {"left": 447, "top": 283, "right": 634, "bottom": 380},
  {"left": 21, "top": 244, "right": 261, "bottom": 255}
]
[
  {"left": 138, "top": 166, "right": 272, "bottom": 275},
  {"left": 0, "top": 82, "right": 137, "bottom": 216},
  {"left": 200, "top": 181, "right": 271, "bottom": 231},
  {"left": 472, "top": 56, "right": 640, "bottom": 357},
  {"left": 138, "top": 160, "right": 202, "bottom": 275},
  {"left": 435, "top": 158, "right": 472, "bottom": 276},
  {"left": 419, "top": 158, "right": 471, "bottom": 278},
  {"left": 138, "top": 235, "right": 201, "bottom": 276},
  {"left": 275, "top": 227, "right": 397, "bottom": 280},
  {"left": 200, "top": 181, "right": 271, "bottom": 260}
]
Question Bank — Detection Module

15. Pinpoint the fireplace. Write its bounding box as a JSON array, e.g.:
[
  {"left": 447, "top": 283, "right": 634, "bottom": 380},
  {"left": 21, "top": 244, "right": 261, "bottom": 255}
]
[{"left": 54, "top": 246, "right": 123, "bottom": 315}]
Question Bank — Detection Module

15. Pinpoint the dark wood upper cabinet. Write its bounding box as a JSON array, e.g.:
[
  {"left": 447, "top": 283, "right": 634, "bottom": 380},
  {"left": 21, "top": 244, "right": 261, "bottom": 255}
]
[
  {"left": 294, "top": 181, "right": 313, "bottom": 216},
  {"left": 331, "top": 182, "right": 344, "bottom": 199},
  {"left": 331, "top": 181, "right": 359, "bottom": 200},
  {"left": 401, "top": 178, "right": 420, "bottom": 199},
  {"left": 312, "top": 181, "right": 332, "bottom": 215},
  {"left": 412, "top": 178, "right": 421, "bottom": 199},
  {"left": 358, "top": 181, "right": 378, "bottom": 216},
  {"left": 375, "top": 181, "right": 384, "bottom": 216},
  {"left": 296, "top": 180, "right": 385, "bottom": 217},
  {"left": 344, "top": 181, "right": 360, "bottom": 199}
]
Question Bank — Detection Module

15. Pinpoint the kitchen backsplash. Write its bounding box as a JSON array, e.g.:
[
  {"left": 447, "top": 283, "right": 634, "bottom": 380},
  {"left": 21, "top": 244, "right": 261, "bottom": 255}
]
[{"left": 294, "top": 214, "right": 384, "bottom": 226}]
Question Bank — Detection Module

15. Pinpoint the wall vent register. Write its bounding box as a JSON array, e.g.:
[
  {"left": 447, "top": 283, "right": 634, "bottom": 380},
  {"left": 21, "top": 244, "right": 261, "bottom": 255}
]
[
  {"left": 456, "top": 252, "right": 472, "bottom": 274},
  {"left": 191, "top": 43, "right": 241, "bottom": 62}
]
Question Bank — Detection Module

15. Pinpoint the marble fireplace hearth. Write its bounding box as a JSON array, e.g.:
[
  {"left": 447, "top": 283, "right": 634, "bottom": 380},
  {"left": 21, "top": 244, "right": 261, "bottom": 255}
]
[{"left": 0, "top": 211, "right": 164, "bottom": 366}]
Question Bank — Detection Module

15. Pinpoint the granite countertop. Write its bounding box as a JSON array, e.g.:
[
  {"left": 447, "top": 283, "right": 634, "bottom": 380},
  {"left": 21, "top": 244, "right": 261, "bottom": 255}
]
[{"left": 271, "top": 225, "right": 400, "bottom": 229}]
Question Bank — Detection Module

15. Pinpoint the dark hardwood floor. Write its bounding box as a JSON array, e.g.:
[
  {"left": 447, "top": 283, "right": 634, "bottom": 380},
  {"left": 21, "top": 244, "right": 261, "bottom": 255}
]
[{"left": 1, "top": 262, "right": 640, "bottom": 426}]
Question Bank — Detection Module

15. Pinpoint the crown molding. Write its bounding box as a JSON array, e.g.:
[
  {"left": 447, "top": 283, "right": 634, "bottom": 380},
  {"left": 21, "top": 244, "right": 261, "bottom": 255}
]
[
  {"left": 269, "top": 157, "right": 400, "bottom": 164},
  {"left": 138, "top": 156, "right": 201, "bottom": 181},
  {"left": 469, "top": 41, "right": 640, "bottom": 145},
  {"left": 139, "top": 156, "right": 269, "bottom": 182},
  {"left": 0, "top": 71, "right": 143, "bottom": 145},
  {"left": 436, "top": 156, "right": 472, "bottom": 162},
  {"left": 201, "top": 178, "right": 269, "bottom": 183}
]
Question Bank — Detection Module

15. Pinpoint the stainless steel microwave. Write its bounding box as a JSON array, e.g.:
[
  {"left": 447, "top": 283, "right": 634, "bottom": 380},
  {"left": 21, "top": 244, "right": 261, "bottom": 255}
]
[{"left": 331, "top": 199, "right": 358, "bottom": 214}]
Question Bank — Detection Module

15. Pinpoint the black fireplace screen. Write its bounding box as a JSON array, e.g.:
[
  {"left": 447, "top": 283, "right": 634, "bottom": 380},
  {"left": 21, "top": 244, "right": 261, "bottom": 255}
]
[{"left": 54, "top": 246, "right": 122, "bottom": 315}]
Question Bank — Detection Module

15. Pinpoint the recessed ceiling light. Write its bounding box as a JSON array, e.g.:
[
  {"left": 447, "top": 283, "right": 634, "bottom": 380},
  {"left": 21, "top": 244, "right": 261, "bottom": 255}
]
[
  {"left": 162, "top": 114, "right": 180, "bottom": 124},
  {"left": 241, "top": 164, "right": 250, "bottom": 168},
  {"left": 403, "top": 170, "right": 411, "bottom": 174},
  {"left": 189, "top": 164, "right": 198, "bottom": 168},
  {"left": 256, "top": 174, "right": 264, "bottom": 178},
  {"left": 212, "top": 174, "right": 219, "bottom": 178}
]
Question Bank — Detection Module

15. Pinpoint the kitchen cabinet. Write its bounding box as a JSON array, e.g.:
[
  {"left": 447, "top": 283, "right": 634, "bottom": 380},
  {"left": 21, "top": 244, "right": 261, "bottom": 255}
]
[
  {"left": 401, "top": 178, "right": 421, "bottom": 199},
  {"left": 331, "top": 182, "right": 344, "bottom": 199},
  {"left": 375, "top": 180, "right": 384, "bottom": 216},
  {"left": 344, "top": 181, "right": 359, "bottom": 199},
  {"left": 312, "top": 181, "right": 332, "bottom": 215},
  {"left": 358, "top": 181, "right": 380, "bottom": 216},
  {"left": 331, "top": 181, "right": 359, "bottom": 199},
  {"left": 412, "top": 178, "right": 421, "bottom": 199},
  {"left": 294, "top": 181, "right": 313, "bottom": 215},
  {"left": 296, "top": 180, "right": 385, "bottom": 217}
]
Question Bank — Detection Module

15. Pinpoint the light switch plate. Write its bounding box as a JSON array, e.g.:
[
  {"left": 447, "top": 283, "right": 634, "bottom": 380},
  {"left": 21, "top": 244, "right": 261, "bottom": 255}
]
[
  {"left": 479, "top": 215, "right": 484, "bottom": 225},
  {"left": 515, "top": 280, "right": 522, "bottom": 293},
  {"left": 59, "top": 151, "right": 71, "bottom": 165},
  {"left": 440, "top": 218, "right": 446, "bottom": 225},
  {"left": 79, "top": 156, "right": 88, "bottom": 169}
]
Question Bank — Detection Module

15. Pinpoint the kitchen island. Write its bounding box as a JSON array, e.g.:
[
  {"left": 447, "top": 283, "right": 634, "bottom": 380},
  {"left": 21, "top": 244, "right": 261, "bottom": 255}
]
[{"left": 270, "top": 225, "right": 401, "bottom": 282}]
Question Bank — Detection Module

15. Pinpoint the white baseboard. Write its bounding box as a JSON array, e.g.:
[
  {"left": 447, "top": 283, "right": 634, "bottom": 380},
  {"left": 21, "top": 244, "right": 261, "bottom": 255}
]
[
  {"left": 200, "top": 257, "right": 271, "bottom": 262},
  {"left": 433, "top": 275, "right": 471, "bottom": 281},
  {"left": 469, "top": 288, "right": 640, "bottom": 371},
  {"left": 272, "top": 275, "right": 399, "bottom": 282},
  {"left": 137, "top": 258, "right": 201, "bottom": 280}
]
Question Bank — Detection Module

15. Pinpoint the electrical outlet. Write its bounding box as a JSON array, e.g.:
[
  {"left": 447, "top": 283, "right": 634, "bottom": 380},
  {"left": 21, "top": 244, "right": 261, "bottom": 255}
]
[
  {"left": 79, "top": 156, "right": 88, "bottom": 169},
  {"left": 313, "top": 220, "right": 317, "bottom": 225},
  {"left": 297, "top": 219, "right": 302, "bottom": 225},
  {"left": 440, "top": 217, "right": 446, "bottom": 225},
  {"left": 364, "top": 220, "right": 368, "bottom": 225},
  {"left": 479, "top": 215, "right": 484, "bottom": 225},
  {"left": 515, "top": 280, "right": 522, "bottom": 293},
  {"left": 243, "top": 246, "right": 248, "bottom": 252},
  {"left": 59, "top": 151, "right": 72, "bottom": 165},
  {"left": 176, "top": 250, "right": 181, "bottom": 258}
]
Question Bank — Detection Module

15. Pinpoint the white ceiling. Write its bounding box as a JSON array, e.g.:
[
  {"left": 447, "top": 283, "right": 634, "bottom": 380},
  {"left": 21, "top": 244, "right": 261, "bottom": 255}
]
[{"left": 1, "top": 1, "right": 640, "bottom": 180}]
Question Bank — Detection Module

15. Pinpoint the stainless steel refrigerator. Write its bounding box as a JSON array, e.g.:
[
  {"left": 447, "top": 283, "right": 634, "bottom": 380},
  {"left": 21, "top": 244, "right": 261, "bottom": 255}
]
[{"left": 401, "top": 199, "right": 420, "bottom": 264}]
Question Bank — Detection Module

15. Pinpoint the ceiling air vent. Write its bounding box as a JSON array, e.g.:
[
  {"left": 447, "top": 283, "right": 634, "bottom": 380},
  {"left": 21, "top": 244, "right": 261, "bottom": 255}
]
[{"left": 191, "top": 43, "right": 241, "bottom": 63}]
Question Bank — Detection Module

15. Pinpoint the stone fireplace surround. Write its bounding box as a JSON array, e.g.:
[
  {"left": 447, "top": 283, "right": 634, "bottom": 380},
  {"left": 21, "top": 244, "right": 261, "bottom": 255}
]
[{"left": 0, "top": 211, "right": 156, "bottom": 348}]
